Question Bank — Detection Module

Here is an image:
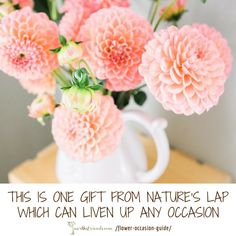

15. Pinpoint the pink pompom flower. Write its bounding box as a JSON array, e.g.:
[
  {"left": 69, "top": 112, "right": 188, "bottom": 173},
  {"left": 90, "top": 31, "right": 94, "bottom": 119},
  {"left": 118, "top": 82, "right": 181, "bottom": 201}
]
[
  {"left": 60, "top": 0, "right": 129, "bottom": 16},
  {"left": 0, "top": 7, "right": 59, "bottom": 81},
  {"left": 99, "top": 0, "right": 129, "bottom": 8},
  {"left": 193, "top": 23, "right": 233, "bottom": 76},
  {"left": 19, "top": 74, "right": 56, "bottom": 95},
  {"left": 59, "top": 5, "right": 85, "bottom": 41},
  {"left": 139, "top": 26, "right": 227, "bottom": 115},
  {"left": 52, "top": 94, "right": 124, "bottom": 162},
  {"left": 28, "top": 94, "right": 55, "bottom": 124},
  {"left": 79, "top": 7, "right": 153, "bottom": 91},
  {"left": 59, "top": 0, "right": 130, "bottom": 41}
]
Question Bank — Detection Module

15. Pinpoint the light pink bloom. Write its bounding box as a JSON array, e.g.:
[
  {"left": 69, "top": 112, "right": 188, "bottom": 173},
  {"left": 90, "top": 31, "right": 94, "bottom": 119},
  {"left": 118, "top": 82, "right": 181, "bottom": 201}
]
[
  {"left": 193, "top": 24, "right": 233, "bottom": 76},
  {"left": 0, "top": 7, "right": 59, "bottom": 81},
  {"left": 52, "top": 94, "right": 124, "bottom": 162},
  {"left": 59, "top": 0, "right": 100, "bottom": 41},
  {"left": 139, "top": 26, "right": 227, "bottom": 115},
  {"left": 60, "top": 0, "right": 100, "bottom": 18},
  {"left": 19, "top": 74, "right": 56, "bottom": 95},
  {"left": 60, "top": 0, "right": 129, "bottom": 16},
  {"left": 79, "top": 7, "right": 153, "bottom": 91},
  {"left": 28, "top": 94, "right": 55, "bottom": 119},
  {"left": 99, "top": 0, "right": 129, "bottom": 8},
  {"left": 59, "top": 6, "right": 84, "bottom": 41},
  {"left": 59, "top": 0, "right": 129, "bottom": 41}
]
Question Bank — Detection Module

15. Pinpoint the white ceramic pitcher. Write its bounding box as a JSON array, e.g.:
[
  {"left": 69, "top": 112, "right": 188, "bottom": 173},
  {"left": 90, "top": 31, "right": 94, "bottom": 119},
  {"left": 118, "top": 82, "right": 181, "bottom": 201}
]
[{"left": 56, "top": 110, "right": 170, "bottom": 183}]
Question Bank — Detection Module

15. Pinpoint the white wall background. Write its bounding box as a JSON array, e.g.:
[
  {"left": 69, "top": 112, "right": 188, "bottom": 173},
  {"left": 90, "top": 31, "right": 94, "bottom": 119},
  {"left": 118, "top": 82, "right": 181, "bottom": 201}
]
[{"left": 0, "top": 0, "right": 235, "bottom": 182}]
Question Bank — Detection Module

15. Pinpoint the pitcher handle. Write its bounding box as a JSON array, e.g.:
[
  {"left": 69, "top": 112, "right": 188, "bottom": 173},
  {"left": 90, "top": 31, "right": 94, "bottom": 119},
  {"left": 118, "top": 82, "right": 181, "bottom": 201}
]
[{"left": 122, "top": 110, "right": 170, "bottom": 183}]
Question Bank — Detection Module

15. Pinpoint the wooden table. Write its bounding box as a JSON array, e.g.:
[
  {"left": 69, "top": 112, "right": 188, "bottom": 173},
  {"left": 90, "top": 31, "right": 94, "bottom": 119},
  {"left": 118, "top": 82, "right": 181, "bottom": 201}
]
[{"left": 8, "top": 136, "right": 232, "bottom": 183}]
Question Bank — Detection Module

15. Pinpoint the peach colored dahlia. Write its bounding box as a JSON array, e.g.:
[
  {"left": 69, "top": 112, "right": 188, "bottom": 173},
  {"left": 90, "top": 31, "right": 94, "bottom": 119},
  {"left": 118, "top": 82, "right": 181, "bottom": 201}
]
[
  {"left": 59, "top": 0, "right": 97, "bottom": 40},
  {"left": 79, "top": 7, "right": 153, "bottom": 91},
  {"left": 59, "top": 0, "right": 130, "bottom": 41},
  {"left": 59, "top": 7, "right": 84, "bottom": 41},
  {"left": 193, "top": 24, "right": 232, "bottom": 76},
  {"left": 52, "top": 94, "right": 124, "bottom": 162},
  {"left": 60, "top": 0, "right": 100, "bottom": 18},
  {"left": 60, "top": 0, "right": 129, "bottom": 16},
  {"left": 99, "top": 0, "right": 130, "bottom": 8},
  {"left": 19, "top": 74, "right": 56, "bottom": 95},
  {"left": 0, "top": 7, "right": 59, "bottom": 81},
  {"left": 139, "top": 26, "right": 227, "bottom": 115}
]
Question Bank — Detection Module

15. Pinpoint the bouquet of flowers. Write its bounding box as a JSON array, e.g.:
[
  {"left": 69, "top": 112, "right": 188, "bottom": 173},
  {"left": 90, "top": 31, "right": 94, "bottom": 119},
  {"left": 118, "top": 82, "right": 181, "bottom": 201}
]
[{"left": 0, "top": 0, "right": 232, "bottom": 163}]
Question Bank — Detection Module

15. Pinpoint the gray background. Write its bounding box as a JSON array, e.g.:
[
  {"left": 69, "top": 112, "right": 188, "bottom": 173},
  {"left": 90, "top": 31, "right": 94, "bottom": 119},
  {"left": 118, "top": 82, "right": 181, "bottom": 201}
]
[{"left": 0, "top": 0, "right": 235, "bottom": 182}]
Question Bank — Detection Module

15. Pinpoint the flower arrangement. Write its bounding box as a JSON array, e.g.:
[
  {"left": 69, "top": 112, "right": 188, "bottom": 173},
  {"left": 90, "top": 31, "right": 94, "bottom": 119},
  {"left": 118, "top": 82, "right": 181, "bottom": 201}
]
[{"left": 0, "top": 0, "right": 232, "bottom": 162}]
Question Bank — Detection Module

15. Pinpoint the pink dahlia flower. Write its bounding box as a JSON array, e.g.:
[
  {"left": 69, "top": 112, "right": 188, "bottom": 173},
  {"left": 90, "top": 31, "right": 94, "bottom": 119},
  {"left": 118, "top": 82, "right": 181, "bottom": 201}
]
[
  {"left": 193, "top": 24, "right": 232, "bottom": 76},
  {"left": 99, "top": 0, "right": 129, "bottom": 8},
  {"left": 60, "top": 0, "right": 129, "bottom": 16},
  {"left": 59, "top": 7, "right": 84, "bottom": 43},
  {"left": 59, "top": 0, "right": 129, "bottom": 41},
  {"left": 79, "top": 7, "right": 153, "bottom": 91},
  {"left": 52, "top": 94, "right": 124, "bottom": 162},
  {"left": 139, "top": 26, "right": 227, "bottom": 115},
  {"left": 0, "top": 7, "right": 59, "bottom": 81},
  {"left": 60, "top": 0, "right": 100, "bottom": 18},
  {"left": 19, "top": 75, "right": 56, "bottom": 95}
]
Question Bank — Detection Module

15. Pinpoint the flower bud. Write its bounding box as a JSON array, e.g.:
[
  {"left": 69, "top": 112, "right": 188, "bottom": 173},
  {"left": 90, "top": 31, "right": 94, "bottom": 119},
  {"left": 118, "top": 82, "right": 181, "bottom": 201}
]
[
  {"left": 57, "top": 41, "right": 83, "bottom": 67},
  {"left": 28, "top": 94, "right": 55, "bottom": 124},
  {"left": 0, "top": 2, "right": 14, "bottom": 18},
  {"left": 62, "top": 86, "right": 99, "bottom": 113},
  {"left": 160, "top": 0, "right": 186, "bottom": 21}
]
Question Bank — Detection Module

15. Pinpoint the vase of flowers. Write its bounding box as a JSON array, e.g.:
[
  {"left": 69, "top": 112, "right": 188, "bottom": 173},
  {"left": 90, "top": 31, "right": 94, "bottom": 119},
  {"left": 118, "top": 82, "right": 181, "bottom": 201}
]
[{"left": 0, "top": 0, "right": 232, "bottom": 183}]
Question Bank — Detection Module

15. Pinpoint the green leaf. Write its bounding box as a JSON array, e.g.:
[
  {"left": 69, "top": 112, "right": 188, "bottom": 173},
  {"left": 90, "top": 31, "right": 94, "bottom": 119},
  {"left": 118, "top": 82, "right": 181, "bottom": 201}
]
[
  {"left": 61, "top": 86, "right": 72, "bottom": 90},
  {"left": 79, "top": 75, "right": 89, "bottom": 87},
  {"left": 59, "top": 35, "right": 67, "bottom": 46},
  {"left": 133, "top": 91, "right": 147, "bottom": 106},
  {"left": 72, "top": 69, "right": 90, "bottom": 88},
  {"left": 89, "top": 85, "right": 102, "bottom": 90},
  {"left": 97, "top": 79, "right": 106, "bottom": 87},
  {"left": 13, "top": 4, "right": 20, "bottom": 10},
  {"left": 201, "top": 0, "right": 207, "bottom": 3},
  {"left": 75, "top": 41, "right": 82, "bottom": 45},
  {"left": 166, "top": 10, "right": 187, "bottom": 23},
  {"left": 50, "top": 47, "right": 61, "bottom": 53},
  {"left": 113, "top": 92, "right": 131, "bottom": 110}
]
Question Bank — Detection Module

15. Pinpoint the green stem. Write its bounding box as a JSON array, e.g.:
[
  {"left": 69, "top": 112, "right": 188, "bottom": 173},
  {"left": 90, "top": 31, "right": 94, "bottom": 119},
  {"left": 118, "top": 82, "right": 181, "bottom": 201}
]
[
  {"left": 154, "top": 0, "right": 177, "bottom": 31},
  {"left": 107, "top": 90, "right": 112, "bottom": 96},
  {"left": 53, "top": 69, "right": 71, "bottom": 87},
  {"left": 78, "top": 59, "right": 98, "bottom": 85},
  {"left": 135, "top": 84, "right": 147, "bottom": 91},
  {"left": 47, "top": 0, "right": 58, "bottom": 21},
  {"left": 150, "top": 0, "right": 160, "bottom": 25}
]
